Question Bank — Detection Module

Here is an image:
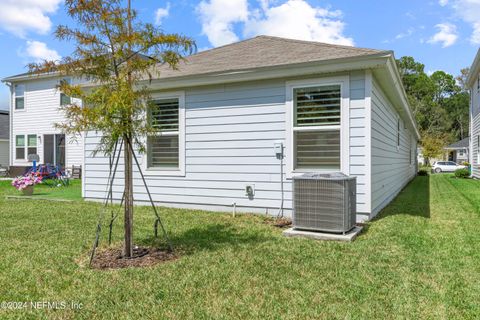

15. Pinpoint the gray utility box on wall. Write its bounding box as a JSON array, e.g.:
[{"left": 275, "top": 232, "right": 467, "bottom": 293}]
[{"left": 292, "top": 173, "right": 357, "bottom": 234}]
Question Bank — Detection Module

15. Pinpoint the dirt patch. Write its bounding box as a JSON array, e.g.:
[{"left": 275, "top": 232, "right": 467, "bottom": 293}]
[
  {"left": 90, "top": 246, "right": 178, "bottom": 270},
  {"left": 263, "top": 217, "right": 292, "bottom": 229}
]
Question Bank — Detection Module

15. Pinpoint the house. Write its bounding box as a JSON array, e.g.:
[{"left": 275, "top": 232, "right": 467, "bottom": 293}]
[
  {"left": 81, "top": 36, "right": 419, "bottom": 221},
  {"left": 468, "top": 49, "right": 480, "bottom": 178},
  {"left": 444, "top": 137, "right": 469, "bottom": 164},
  {"left": 1, "top": 74, "right": 83, "bottom": 176},
  {"left": 0, "top": 110, "right": 9, "bottom": 167}
]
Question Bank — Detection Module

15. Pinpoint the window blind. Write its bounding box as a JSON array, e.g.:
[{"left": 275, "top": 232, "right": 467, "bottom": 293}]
[{"left": 294, "top": 85, "right": 341, "bottom": 127}]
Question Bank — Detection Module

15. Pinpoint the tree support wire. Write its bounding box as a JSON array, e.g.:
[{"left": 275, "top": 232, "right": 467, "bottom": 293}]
[
  {"left": 89, "top": 139, "right": 122, "bottom": 266},
  {"left": 127, "top": 137, "right": 173, "bottom": 252},
  {"left": 89, "top": 137, "right": 173, "bottom": 267}
]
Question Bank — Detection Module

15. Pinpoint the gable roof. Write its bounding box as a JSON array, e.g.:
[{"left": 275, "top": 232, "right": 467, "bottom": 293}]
[
  {"left": 445, "top": 137, "right": 470, "bottom": 150},
  {"left": 2, "top": 36, "right": 387, "bottom": 83},
  {"left": 0, "top": 110, "right": 9, "bottom": 140},
  {"left": 150, "top": 36, "right": 387, "bottom": 80},
  {"left": 1, "top": 35, "right": 418, "bottom": 139}
]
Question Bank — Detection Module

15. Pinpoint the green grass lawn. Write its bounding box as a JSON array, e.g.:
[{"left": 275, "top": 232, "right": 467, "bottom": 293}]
[
  {"left": 0, "top": 174, "right": 480, "bottom": 319},
  {"left": 0, "top": 179, "right": 82, "bottom": 201}
]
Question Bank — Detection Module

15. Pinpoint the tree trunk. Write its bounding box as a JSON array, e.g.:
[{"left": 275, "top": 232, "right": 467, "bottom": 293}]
[{"left": 124, "top": 136, "right": 134, "bottom": 257}]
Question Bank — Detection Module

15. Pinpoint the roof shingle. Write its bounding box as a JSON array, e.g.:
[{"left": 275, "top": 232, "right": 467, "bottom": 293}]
[{"left": 152, "top": 35, "right": 387, "bottom": 80}]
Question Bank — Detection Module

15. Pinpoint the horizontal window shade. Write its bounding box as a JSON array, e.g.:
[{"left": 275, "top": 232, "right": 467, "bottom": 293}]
[
  {"left": 294, "top": 85, "right": 341, "bottom": 127},
  {"left": 295, "top": 130, "right": 340, "bottom": 170},
  {"left": 150, "top": 99, "right": 179, "bottom": 131},
  {"left": 148, "top": 135, "right": 179, "bottom": 168}
]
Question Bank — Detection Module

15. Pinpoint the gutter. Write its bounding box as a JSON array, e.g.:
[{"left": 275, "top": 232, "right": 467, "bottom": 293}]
[
  {"left": 385, "top": 56, "right": 421, "bottom": 140},
  {"left": 467, "top": 48, "right": 480, "bottom": 87}
]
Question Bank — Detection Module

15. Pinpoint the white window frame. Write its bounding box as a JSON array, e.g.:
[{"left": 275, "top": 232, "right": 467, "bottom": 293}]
[
  {"left": 14, "top": 84, "right": 26, "bottom": 111},
  {"left": 27, "top": 134, "right": 38, "bottom": 160},
  {"left": 143, "top": 91, "right": 185, "bottom": 176},
  {"left": 285, "top": 76, "right": 350, "bottom": 178},
  {"left": 15, "top": 134, "right": 26, "bottom": 160}
]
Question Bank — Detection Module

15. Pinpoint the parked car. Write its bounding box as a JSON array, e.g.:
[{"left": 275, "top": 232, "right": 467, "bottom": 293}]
[{"left": 432, "top": 161, "right": 467, "bottom": 173}]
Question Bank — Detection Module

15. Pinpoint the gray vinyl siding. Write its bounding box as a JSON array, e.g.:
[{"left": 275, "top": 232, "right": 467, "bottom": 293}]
[
  {"left": 0, "top": 141, "right": 8, "bottom": 166},
  {"left": 371, "top": 77, "right": 416, "bottom": 217},
  {"left": 471, "top": 76, "right": 480, "bottom": 178},
  {"left": 349, "top": 71, "right": 368, "bottom": 213},
  {"left": 10, "top": 78, "right": 83, "bottom": 168},
  {"left": 83, "top": 72, "right": 369, "bottom": 216}
]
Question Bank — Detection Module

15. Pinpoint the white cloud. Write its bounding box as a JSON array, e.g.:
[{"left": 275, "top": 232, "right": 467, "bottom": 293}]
[
  {"left": 196, "top": 0, "right": 353, "bottom": 47},
  {"left": 155, "top": 3, "right": 171, "bottom": 25},
  {"left": 395, "top": 27, "right": 415, "bottom": 40},
  {"left": 197, "top": 0, "right": 249, "bottom": 47},
  {"left": 25, "top": 41, "right": 61, "bottom": 62},
  {"left": 428, "top": 23, "right": 458, "bottom": 47},
  {"left": 0, "top": 0, "right": 62, "bottom": 38},
  {"left": 440, "top": 0, "right": 480, "bottom": 44},
  {"left": 439, "top": 0, "right": 449, "bottom": 6},
  {"left": 244, "top": 0, "right": 353, "bottom": 46}
]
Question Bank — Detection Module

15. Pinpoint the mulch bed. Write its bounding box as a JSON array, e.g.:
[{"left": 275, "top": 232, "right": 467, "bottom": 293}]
[
  {"left": 90, "top": 246, "right": 178, "bottom": 270},
  {"left": 263, "top": 217, "right": 292, "bottom": 229}
]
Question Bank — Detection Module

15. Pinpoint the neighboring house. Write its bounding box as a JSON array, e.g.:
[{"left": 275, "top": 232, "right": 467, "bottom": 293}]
[
  {"left": 417, "top": 147, "right": 425, "bottom": 166},
  {"left": 0, "top": 110, "right": 9, "bottom": 167},
  {"left": 1, "top": 74, "right": 83, "bottom": 175},
  {"left": 468, "top": 49, "right": 480, "bottom": 178},
  {"left": 445, "top": 137, "right": 469, "bottom": 164},
  {"left": 82, "top": 36, "right": 419, "bottom": 221}
]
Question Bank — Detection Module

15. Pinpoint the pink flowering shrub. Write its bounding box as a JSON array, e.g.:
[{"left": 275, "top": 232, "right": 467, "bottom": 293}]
[{"left": 11, "top": 173, "right": 43, "bottom": 191}]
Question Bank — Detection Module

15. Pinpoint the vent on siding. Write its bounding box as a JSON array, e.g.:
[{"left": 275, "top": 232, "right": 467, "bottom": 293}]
[{"left": 293, "top": 173, "right": 356, "bottom": 234}]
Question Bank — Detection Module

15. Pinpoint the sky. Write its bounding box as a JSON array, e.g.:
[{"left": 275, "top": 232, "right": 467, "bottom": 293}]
[{"left": 0, "top": 0, "right": 479, "bottom": 111}]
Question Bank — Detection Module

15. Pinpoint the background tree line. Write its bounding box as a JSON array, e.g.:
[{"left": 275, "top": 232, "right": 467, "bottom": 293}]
[{"left": 396, "top": 57, "right": 470, "bottom": 162}]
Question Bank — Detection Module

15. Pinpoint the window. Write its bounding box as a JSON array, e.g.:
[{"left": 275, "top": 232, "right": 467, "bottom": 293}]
[
  {"left": 15, "top": 135, "right": 25, "bottom": 159},
  {"left": 15, "top": 84, "right": 25, "bottom": 110},
  {"left": 292, "top": 85, "right": 341, "bottom": 170},
  {"left": 60, "top": 93, "right": 71, "bottom": 106},
  {"left": 27, "top": 134, "right": 37, "bottom": 158},
  {"left": 459, "top": 150, "right": 464, "bottom": 156},
  {"left": 60, "top": 79, "right": 71, "bottom": 106},
  {"left": 397, "top": 119, "right": 401, "bottom": 148},
  {"left": 146, "top": 93, "right": 185, "bottom": 174}
]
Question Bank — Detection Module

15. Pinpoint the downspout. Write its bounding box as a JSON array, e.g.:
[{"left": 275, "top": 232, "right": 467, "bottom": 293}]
[{"left": 5, "top": 82, "right": 12, "bottom": 169}]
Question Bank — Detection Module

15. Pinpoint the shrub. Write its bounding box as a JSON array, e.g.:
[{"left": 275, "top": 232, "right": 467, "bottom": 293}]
[
  {"left": 417, "top": 168, "right": 429, "bottom": 176},
  {"left": 454, "top": 168, "right": 470, "bottom": 179},
  {"left": 11, "top": 173, "right": 43, "bottom": 191}
]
